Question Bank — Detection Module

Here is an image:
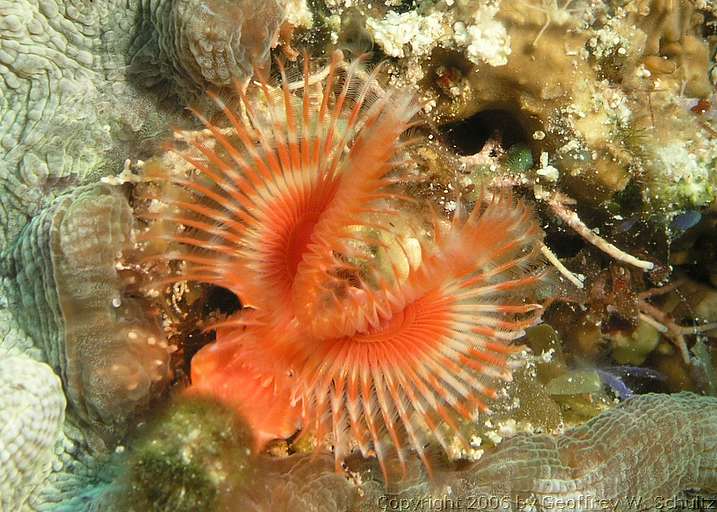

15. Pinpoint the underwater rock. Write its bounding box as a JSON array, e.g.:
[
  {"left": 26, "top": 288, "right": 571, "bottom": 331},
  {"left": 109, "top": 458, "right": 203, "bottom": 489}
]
[
  {"left": 545, "top": 368, "right": 603, "bottom": 396},
  {"left": 640, "top": 0, "right": 713, "bottom": 98},
  {"left": 610, "top": 317, "right": 662, "bottom": 365},
  {"left": 0, "top": 183, "right": 171, "bottom": 445},
  {"left": 503, "top": 367, "right": 564, "bottom": 434},
  {"left": 0, "top": 352, "right": 65, "bottom": 511},
  {"left": 119, "top": 396, "right": 255, "bottom": 512},
  {"left": 385, "top": 0, "right": 717, "bottom": 214},
  {"left": 103, "top": 395, "right": 355, "bottom": 512}
]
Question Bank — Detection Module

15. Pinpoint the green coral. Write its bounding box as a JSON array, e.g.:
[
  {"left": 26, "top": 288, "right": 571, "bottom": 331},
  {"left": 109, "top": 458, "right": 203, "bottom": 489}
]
[
  {"left": 504, "top": 144, "right": 534, "bottom": 173},
  {"left": 610, "top": 318, "right": 661, "bottom": 365},
  {"left": 121, "top": 396, "right": 255, "bottom": 512}
]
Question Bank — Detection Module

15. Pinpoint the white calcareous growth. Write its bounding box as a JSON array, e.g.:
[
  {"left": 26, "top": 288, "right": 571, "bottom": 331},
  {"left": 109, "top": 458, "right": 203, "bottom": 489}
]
[
  {"left": 365, "top": 2, "right": 511, "bottom": 67},
  {"left": 453, "top": 3, "right": 511, "bottom": 67},
  {"left": 366, "top": 10, "right": 447, "bottom": 58},
  {"left": 0, "top": 353, "right": 66, "bottom": 510}
]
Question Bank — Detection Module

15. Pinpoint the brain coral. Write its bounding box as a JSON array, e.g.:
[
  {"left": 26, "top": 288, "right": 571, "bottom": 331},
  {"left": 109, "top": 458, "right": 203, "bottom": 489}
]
[
  {"left": 0, "top": 0, "right": 289, "bottom": 247},
  {"left": 0, "top": 353, "right": 65, "bottom": 511},
  {"left": 340, "top": 392, "right": 717, "bottom": 511},
  {"left": 131, "top": 0, "right": 287, "bottom": 94},
  {"left": 427, "top": 392, "right": 717, "bottom": 511},
  {"left": 1, "top": 184, "right": 171, "bottom": 445}
]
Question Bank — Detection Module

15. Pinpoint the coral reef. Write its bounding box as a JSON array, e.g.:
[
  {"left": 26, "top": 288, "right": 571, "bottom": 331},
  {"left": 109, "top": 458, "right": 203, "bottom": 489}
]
[
  {"left": 0, "top": 353, "right": 66, "bottom": 511},
  {"left": 72, "top": 392, "right": 717, "bottom": 512},
  {"left": 0, "top": 0, "right": 716, "bottom": 509},
  {"left": 129, "top": 0, "right": 288, "bottom": 96},
  {"left": 354, "top": 392, "right": 717, "bottom": 512},
  {"left": 0, "top": 0, "right": 305, "bottom": 247},
  {"left": 640, "top": 0, "right": 713, "bottom": 98},
  {"left": 349, "top": 0, "right": 717, "bottom": 216},
  {"left": 0, "top": 184, "right": 171, "bottom": 445}
]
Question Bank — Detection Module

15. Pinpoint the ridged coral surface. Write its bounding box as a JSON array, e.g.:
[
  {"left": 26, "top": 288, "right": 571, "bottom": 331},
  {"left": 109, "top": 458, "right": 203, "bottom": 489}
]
[
  {"left": 1, "top": 184, "right": 170, "bottom": 443},
  {"left": 241, "top": 455, "right": 357, "bottom": 512},
  {"left": 0, "top": 353, "right": 66, "bottom": 511},
  {"left": 33, "top": 392, "right": 717, "bottom": 511},
  {"left": 134, "top": 0, "right": 286, "bottom": 92},
  {"left": 265, "top": 392, "right": 716, "bottom": 512},
  {"left": 421, "top": 392, "right": 717, "bottom": 511},
  {"left": 0, "top": 0, "right": 286, "bottom": 247}
]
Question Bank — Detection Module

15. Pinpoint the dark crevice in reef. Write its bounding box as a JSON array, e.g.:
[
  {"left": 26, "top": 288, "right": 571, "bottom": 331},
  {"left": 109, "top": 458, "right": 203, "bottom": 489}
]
[
  {"left": 177, "top": 329, "right": 212, "bottom": 384},
  {"left": 542, "top": 224, "right": 586, "bottom": 260},
  {"left": 203, "top": 285, "right": 242, "bottom": 317},
  {"left": 439, "top": 108, "right": 531, "bottom": 156},
  {"left": 178, "top": 286, "right": 242, "bottom": 382}
]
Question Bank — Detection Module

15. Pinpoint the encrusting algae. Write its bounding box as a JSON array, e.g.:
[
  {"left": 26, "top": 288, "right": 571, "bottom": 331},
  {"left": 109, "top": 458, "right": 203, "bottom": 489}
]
[{"left": 139, "top": 50, "right": 550, "bottom": 479}]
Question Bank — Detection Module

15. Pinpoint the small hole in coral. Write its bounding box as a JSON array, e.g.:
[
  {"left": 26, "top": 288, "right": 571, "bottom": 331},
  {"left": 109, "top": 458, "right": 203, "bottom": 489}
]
[
  {"left": 543, "top": 226, "right": 585, "bottom": 259},
  {"left": 203, "top": 285, "right": 242, "bottom": 316},
  {"left": 439, "top": 108, "right": 530, "bottom": 156}
]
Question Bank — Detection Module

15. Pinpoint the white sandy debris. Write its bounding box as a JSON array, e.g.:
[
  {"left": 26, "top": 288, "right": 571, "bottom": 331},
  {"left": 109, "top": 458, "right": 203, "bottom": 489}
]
[
  {"left": 365, "top": 1, "right": 510, "bottom": 66},
  {"left": 284, "top": 0, "right": 314, "bottom": 28},
  {"left": 366, "top": 10, "right": 447, "bottom": 58},
  {"left": 452, "top": 2, "right": 511, "bottom": 66},
  {"left": 536, "top": 152, "right": 560, "bottom": 182}
]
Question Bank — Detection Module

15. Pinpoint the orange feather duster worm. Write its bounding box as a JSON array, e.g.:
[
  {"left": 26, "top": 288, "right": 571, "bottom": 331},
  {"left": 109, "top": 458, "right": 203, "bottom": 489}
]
[{"left": 143, "top": 51, "right": 549, "bottom": 479}]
